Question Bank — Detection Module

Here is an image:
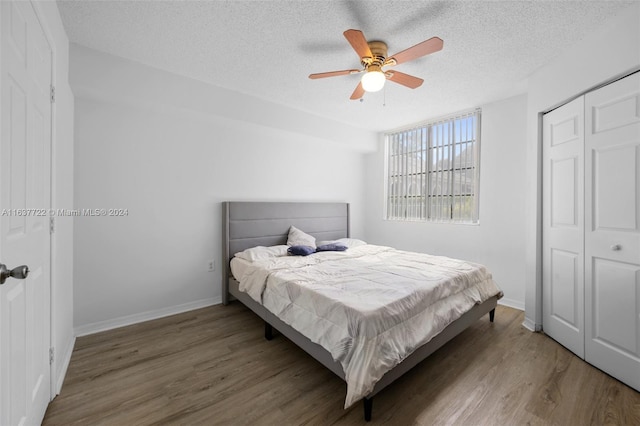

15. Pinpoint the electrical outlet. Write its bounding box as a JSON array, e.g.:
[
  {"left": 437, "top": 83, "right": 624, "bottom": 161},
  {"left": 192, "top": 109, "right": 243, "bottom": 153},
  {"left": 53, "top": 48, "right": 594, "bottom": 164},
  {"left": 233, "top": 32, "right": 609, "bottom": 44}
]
[{"left": 208, "top": 260, "right": 215, "bottom": 272}]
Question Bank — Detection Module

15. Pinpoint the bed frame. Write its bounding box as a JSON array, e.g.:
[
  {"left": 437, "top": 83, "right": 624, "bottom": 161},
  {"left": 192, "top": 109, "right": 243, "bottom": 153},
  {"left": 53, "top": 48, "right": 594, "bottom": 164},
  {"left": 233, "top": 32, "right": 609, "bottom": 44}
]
[{"left": 222, "top": 201, "right": 498, "bottom": 421}]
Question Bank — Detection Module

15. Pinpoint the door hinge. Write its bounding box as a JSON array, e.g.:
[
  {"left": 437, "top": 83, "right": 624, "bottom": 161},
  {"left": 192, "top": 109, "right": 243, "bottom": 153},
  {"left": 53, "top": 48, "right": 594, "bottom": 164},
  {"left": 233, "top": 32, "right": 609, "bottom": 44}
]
[
  {"left": 49, "top": 217, "right": 55, "bottom": 234},
  {"left": 49, "top": 347, "right": 55, "bottom": 365},
  {"left": 50, "top": 85, "right": 55, "bottom": 103}
]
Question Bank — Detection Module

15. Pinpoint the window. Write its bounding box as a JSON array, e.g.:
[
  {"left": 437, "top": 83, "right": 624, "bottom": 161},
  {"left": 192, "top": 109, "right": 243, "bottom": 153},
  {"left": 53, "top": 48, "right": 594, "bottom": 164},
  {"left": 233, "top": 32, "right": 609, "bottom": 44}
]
[{"left": 385, "top": 110, "right": 480, "bottom": 223}]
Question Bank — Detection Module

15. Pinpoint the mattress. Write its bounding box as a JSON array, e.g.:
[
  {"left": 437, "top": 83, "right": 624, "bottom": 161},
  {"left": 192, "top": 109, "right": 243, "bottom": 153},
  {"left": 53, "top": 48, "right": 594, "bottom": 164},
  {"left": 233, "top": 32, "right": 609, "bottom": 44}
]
[
  {"left": 230, "top": 256, "right": 252, "bottom": 282},
  {"left": 231, "top": 244, "right": 503, "bottom": 408}
]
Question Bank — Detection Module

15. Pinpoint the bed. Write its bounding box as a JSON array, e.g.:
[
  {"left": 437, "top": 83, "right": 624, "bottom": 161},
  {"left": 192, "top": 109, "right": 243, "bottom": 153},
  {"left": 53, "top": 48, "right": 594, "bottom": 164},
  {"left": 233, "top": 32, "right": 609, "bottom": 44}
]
[{"left": 222, "top": 201, "right": 502, "bottom": 421}]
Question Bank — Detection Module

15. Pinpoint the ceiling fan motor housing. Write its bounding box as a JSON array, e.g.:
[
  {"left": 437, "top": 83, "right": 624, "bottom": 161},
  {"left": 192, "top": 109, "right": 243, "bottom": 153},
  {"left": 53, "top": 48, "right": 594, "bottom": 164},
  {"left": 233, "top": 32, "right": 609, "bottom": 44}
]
[{"left": 362, "top": 41, "right": 388, "bottom": 68}]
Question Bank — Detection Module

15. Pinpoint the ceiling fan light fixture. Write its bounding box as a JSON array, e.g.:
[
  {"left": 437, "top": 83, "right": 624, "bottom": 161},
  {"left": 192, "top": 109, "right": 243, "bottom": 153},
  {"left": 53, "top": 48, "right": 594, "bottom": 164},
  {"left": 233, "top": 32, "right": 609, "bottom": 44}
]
[
  {"left": 309, "top": 29, "right": 443, "bottom": 100},
  {"left": 361, "top": 67, "right": 386, "bottom": 92}
]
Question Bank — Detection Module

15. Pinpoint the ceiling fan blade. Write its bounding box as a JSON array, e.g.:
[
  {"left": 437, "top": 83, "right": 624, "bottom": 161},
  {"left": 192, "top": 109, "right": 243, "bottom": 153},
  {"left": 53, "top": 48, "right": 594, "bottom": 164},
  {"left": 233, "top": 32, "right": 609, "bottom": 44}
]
[
  {"left": 344, "top": 29, "right": 372, "bottom": 59},
  {"left": 387, "top": 71, "right": 424, "bottom": 89},
  {"left": 309, "top": 69, "right": 361, "bottom": 79},
  {"left": 350, "top": 82, "right": 365, "bottom": 100},
  {"left": 387, "top": 37, "right": 443, "bottom": 66}
]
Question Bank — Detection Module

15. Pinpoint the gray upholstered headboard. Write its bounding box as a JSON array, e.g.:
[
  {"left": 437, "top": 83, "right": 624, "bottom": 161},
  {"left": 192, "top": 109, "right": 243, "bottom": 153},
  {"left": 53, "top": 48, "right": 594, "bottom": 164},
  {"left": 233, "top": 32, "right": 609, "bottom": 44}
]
[{"left": 222, "top": 201, "right": 350, "bottom": 303}]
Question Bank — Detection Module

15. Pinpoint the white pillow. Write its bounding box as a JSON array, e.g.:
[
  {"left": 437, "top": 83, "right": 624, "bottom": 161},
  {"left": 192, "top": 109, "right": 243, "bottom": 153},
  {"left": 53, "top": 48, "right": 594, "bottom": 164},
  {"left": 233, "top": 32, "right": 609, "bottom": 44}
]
[
  {"left": 317, "top": 238, "right": 367, "bottom": 249},
  {"left": 287, "top": 226, "right": 316, "bottom": 248},
  {"left": 234, "top": 245, "right": 289, "bottom": 262}
]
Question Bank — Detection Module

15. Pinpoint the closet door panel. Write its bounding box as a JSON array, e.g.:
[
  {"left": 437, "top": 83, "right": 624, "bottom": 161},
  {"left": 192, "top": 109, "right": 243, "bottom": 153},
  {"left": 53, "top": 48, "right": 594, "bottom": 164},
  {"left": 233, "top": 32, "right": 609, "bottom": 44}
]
[
  {"left": 542, "top": 96, "right": 585, "bottom": 358},
  {"left": 585, "top": 72, "right": 640, "bottom": 392},
  {"left": 592, "top": 259, "right": 639, "bottom": 355}
]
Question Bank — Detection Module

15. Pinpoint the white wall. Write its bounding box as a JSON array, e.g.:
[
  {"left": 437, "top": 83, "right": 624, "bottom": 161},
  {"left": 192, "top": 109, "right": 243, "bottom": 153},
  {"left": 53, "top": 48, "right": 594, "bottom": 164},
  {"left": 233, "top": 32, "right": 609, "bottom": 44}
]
[
  {"left": 523, "top": 3, "right": 640, "bottom": 331},
  {"left": 363, "top": 94, "right": 528, "bottom": 309},
  {"left": 33, "top": 1, "right": 75, "bottom": 395},
  {"left": 70, "top": 45, "right": 376, "bottom": 334},
  {"left": 67, "top": 1, "right": 640, "bottom": 338}
]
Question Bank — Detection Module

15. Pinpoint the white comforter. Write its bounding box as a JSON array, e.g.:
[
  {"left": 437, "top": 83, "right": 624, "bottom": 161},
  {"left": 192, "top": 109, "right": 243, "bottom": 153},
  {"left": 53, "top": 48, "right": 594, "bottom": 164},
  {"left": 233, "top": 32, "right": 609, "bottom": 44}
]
[{"left": 234, "top": 244, "right": 502, "bottom": 408}]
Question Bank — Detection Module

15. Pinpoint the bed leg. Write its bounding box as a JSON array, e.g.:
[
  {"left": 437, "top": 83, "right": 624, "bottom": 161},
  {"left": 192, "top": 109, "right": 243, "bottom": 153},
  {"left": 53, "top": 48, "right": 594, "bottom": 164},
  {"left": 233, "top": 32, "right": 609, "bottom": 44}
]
[
  {"left": 489, "top": 308, "right": 495, "bottom": 323},
  {"left": 264, "top": 322, "right": 274, "bottom": 341},
  {"left": 363, "top": 397, "right": 373, "bottom": 422}
]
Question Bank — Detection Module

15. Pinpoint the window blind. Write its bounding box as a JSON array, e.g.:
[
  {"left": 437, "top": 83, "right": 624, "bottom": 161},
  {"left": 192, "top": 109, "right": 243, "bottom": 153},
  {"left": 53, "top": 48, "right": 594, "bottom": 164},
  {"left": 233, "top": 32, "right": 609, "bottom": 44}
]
[{"left": 385, "top": 110, "right": 480, "bottom": 223}]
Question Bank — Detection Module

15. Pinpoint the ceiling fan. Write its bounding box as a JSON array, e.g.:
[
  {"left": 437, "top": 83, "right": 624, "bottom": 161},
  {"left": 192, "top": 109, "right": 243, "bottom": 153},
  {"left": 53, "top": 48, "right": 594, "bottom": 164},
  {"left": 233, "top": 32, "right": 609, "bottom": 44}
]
[{"left": 309, "top": 29, "right": 443, "bottom": 100}]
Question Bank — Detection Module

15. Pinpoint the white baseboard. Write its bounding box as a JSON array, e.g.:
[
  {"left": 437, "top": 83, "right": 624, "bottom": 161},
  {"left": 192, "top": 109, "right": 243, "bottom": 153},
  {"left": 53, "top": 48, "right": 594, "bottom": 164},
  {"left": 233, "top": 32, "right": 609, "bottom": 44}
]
[
  {"left": 74, "top": 297, "right": 221, "bottom": 337},
  {"left": 497, "top": 297, "right": 524, "bottom": 311},
  {"left": 522, "top": 316, "right": 542, "bottom": 332},
  {"left": 496, "top": 298, "right": 540, "bottom": 331},
  {"left": 55, "top": 336, "right": 76, "bottom": 395}
]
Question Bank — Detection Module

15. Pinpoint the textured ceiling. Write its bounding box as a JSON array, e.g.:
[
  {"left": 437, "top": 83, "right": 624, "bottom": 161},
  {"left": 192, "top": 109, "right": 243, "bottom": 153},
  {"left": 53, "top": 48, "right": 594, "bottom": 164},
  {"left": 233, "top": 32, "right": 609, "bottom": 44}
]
[{"left": 56, "top": 0, "right": 636, "bottom": 131}]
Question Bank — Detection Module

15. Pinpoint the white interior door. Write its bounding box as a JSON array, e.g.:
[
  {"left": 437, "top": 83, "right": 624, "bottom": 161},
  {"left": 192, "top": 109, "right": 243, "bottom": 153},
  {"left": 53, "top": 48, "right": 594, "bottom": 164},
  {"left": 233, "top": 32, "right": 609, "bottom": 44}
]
[
  {"left": 542, "top": 96, "right": 585, "bottom": 358},
  {"left": 584, "top": 72, "right": 640, "bottom": 392},
  {"left": 0, "top": 1, "right": 53, "bottom": 424}
]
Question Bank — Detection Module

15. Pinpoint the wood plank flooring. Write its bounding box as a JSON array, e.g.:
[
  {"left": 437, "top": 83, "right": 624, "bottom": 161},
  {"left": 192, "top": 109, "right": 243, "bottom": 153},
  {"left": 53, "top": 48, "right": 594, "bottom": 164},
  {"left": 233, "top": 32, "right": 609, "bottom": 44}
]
[{"left": 43, "top": 304, "right": 640, "bottom": 425}]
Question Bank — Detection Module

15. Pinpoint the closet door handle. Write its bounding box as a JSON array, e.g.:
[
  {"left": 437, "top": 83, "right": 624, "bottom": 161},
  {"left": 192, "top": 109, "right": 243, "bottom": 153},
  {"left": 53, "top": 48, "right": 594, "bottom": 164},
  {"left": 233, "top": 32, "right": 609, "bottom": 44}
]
[{"left": 610, "top": 244, "right": 622, "bottom": 251}]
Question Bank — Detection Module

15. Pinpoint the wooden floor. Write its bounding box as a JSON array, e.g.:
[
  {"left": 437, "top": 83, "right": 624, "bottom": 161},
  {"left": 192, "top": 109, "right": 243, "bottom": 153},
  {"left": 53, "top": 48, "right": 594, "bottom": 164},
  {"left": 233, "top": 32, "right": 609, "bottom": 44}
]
[{"left": 44, "top": 304, "right": 640, "bottom": 425}]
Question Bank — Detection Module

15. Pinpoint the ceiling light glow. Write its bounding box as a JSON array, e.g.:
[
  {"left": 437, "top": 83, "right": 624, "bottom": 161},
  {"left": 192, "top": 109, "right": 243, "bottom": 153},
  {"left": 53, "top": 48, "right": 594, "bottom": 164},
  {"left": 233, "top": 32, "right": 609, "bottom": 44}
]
[{"left": 361, "top": 68, "right": 385, "bottom": 92}]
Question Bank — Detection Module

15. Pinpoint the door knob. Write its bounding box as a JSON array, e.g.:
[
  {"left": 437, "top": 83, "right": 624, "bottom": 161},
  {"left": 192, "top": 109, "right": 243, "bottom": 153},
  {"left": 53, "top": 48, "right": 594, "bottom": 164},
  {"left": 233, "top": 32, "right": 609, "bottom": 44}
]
[
  {"left": 0, "top": 263, "right": 29, "bottom": 285},
  {"left": 610, "top": 244, "right": 622, "bottom": 251}
]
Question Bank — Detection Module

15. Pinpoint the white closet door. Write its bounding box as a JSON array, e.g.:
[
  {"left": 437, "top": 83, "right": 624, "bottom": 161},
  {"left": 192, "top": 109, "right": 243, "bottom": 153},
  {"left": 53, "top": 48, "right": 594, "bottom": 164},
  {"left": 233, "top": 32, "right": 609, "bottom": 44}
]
[
  {"left": 542, "top": 96, "right": 585, "bottom": 358},
  {"left": 584, "top": 72, "right": 640, "bottom": 392}
]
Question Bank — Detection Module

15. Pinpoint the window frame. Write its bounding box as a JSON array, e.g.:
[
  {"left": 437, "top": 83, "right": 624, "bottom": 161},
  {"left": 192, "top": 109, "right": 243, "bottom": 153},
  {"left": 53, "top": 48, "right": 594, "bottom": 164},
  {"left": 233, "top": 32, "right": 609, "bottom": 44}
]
[{"left": 384, "top": 109, "right": 481, "bottom": 224}]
